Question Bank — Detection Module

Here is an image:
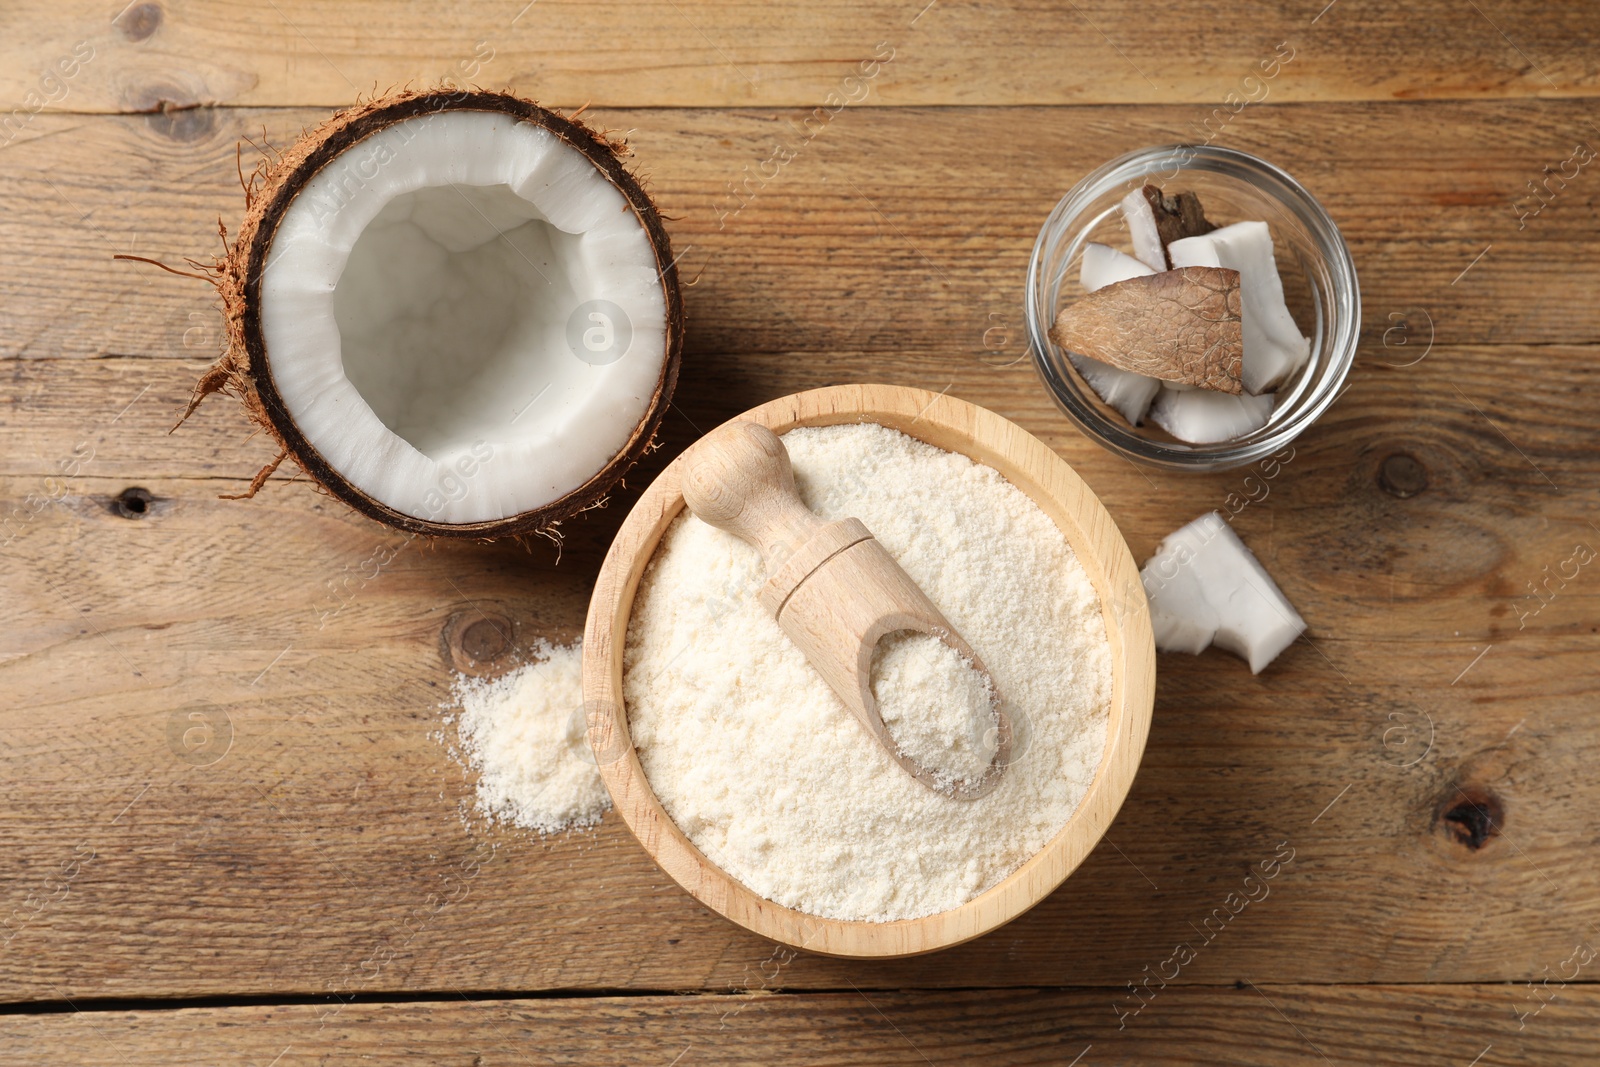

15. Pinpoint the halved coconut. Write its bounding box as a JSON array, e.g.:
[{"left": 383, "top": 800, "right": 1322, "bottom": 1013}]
[{"left": 186, "top": 90, "right": 683, "bottom": 538}]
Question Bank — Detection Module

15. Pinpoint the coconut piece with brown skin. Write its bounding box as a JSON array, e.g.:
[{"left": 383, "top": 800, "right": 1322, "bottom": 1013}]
[
  {"left": 154, "top": 89, "right": 684, "bottom": 540},
  {"left": 1049, "top": 267, "right": 1244, "bottom": 394},
  {"left": 1120, "top": 184, "right": 1218, "bottom": 270},
  {"left": 1140, "top": 183, "right": 1217, "bottom": 262}
]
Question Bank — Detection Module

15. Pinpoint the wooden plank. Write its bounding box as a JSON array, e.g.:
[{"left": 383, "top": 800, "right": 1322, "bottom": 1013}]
[
  {"left": 0, "top": 341, "right": 1594, "bottom": 623},
  {"left": 3, "top": 100, "right": 1599, "bottom": 365},
  {"left": 4, "top": 986, "right": 1597, "bottom": 1064},
  {"left": 2, "top": 0, "right": 1597, "bottom": 112},
  {"left": 2, "top": 644, "right": 1590, "bottom": 998}
]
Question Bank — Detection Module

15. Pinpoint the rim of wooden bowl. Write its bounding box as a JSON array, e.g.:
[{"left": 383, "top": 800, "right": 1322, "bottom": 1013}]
[{"left": 581, "top": 384, "right": 1155, "bottom": 958}]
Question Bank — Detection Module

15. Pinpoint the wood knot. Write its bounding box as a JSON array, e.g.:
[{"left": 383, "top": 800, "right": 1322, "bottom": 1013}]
[
  {"left": 116, "top": 2, "right": 163, "bottom": 42},
  {"left": 1378, "top": 453, "right": 1428, "bottom": 498},
  {"left": 440, "top": 606, "right": 520, "bottom": 676},
  {"left": 110, "top": 487, "right": 156, "bottom": 519},
  {"left": 1438, "top": 786, "right": 1503, "bottom": 850},
  {"left": 144, "top": 103, "right": 215, "bottom": 143}
]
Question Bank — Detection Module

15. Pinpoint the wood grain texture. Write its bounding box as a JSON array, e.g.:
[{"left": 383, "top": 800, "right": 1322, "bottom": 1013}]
[
  {"left": 4, "top": 986, "right": 1598, "bottom": 1065},
  {"left": 3, "top": 7, "right": 1599, "bottom": 1067},
  {"left": 585, "top": 386, "right": 1155, "bottom": 956},
  {"left": 3, "top": 100, "right": 1599, "bottom": 368},
  {"left": 3, "top": 0, "right": 1598, "bottom": 111}
]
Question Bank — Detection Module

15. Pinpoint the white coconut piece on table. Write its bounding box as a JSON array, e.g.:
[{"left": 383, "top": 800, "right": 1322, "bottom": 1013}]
[
  {"left": 1070, "top": 243, "right": 1162, "bottom": 425},
  {"left": 1119, "top": 188, "right": 1169, "bottom": 271},
  {"left": 1141, "top": 512, "right": 1306, "bottom": 673},
  {"left": 1144, "top": 553, "right": 1216, "bottom": 657},
  {"left": 1148, "top": 385, "right": 1274, "bottom": 444},
  {"left": 1167, "top": 221, "right": 1310, "bottom": 395}
]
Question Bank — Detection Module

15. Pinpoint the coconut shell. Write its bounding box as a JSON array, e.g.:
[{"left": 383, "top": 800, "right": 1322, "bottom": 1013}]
[
  {"left": 1141, "top": 184, "right": 1217, "bottom": 267},
  {"left": 183, "top": 88, "right": 685, "bottom": 540},
  {"left": 1049, "top": 267, "right": 1243, "bottom": 394}
]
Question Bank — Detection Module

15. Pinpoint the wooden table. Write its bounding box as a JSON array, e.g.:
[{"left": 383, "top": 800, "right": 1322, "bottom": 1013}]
[{"left": 3, "top": 2, "right": 1597, "bottom": 1062}]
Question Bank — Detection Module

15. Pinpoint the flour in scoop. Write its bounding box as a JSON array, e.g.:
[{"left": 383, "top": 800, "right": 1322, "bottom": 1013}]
[
  {"left": 871, "top": 630, "right": 999, "bottom": 789},
  {"left": 624, "top": 422, "right": 1112, "bottom": 922},
  {"left": 450, "top": 640, "right": 611, "bottom": 834}
]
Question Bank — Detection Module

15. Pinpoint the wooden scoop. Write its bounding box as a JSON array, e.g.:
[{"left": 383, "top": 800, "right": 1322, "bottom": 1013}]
[{"left": 680, "top": 420, "right": 1012, "bottom": 800}]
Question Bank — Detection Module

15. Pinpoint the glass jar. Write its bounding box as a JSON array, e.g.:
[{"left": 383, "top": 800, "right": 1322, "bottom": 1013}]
[{"left": 1025, "top": 144, "right": 1359, "bottom": 472}]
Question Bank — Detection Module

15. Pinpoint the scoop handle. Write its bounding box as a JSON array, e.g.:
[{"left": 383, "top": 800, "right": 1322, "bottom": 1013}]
[
  {"left": 680, "top": 418, "right": 1012, "bottom": 801},
  {"left": 680, "top": 421, "right": 827, "bottom": 567}
]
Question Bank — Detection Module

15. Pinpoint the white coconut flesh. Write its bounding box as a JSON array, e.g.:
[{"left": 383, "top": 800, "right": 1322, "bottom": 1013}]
[
  {"left": 1072, "top": 243, "right": 1161, "bottom": 425},
  {"left": 1168, "top": 221, "right": 1311, "bottom": 395},
  {"left": 259, "top": 111, "right": 667, "bottom": 525},
  {"left": 1141, "top": 512, "right": 1306, "bottom": 674}
]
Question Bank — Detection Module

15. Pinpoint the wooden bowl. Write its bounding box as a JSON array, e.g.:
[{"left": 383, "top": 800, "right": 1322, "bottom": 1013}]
[{"left": 582, "top": 384, "right": 1155, "bottom": 958}]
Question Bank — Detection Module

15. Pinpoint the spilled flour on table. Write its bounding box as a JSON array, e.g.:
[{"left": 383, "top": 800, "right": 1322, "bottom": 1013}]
[{"left": 447, "top": 639, "right": 611, "bottom": 834}]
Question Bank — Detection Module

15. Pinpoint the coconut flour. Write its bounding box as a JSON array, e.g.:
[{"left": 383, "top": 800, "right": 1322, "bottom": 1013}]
[
  {"left": 451, "top": 640, "right": 611, "bottom": 834},
  {"left": 624, "top": 423, "right": 1112, "bottom": 921},
  {"left": 871, "top": 629, "right": 1000, "bottom": 789}
]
